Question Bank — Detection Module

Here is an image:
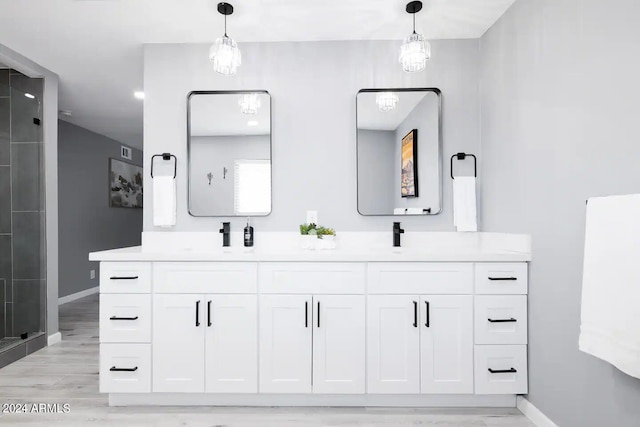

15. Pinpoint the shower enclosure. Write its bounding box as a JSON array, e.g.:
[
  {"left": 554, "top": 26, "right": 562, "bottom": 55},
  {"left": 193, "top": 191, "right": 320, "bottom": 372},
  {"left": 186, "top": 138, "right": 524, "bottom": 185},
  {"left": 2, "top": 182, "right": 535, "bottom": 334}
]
[{"left": 0, "top": 67, "right": 47, "bottom": 362}]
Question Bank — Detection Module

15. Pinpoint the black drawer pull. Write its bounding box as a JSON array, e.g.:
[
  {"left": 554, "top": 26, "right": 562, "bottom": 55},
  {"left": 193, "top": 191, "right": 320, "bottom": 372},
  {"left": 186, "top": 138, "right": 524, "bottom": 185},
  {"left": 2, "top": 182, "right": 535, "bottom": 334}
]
[
  {"left": 425, "top": 301, "right": 430, "bottom": 328},
  {"left": 488, "top": 277, "right": 517, "bottom": 281},
  {"left": 109, "top": 276, "right": 139, "bottom": 280},
  {"left": 109, "top": 316, "right": 139, "bottom": 321},
  {"left": 317, "top": 301, "right": 321, "bottom": 328},
  {"left": 488, "top": 368, "right": 517, "bottom": 374},
  {"left": 195, "top": 300, "right": 201, "bottom": 327},
  {"left": 207, "top": 301, "right": 212, "bottom": 327},
  {"left": 413, "top": 301, "right": 418, "bottom": 328},
  {"left": 488, "top": 318, "right": 517, "bottom": 323},
  {"left": 305, "top": 301, "right": 309, "bottom": 328},
  {"left": 110, "top": 366, "right": 138, "bottom": 372}
]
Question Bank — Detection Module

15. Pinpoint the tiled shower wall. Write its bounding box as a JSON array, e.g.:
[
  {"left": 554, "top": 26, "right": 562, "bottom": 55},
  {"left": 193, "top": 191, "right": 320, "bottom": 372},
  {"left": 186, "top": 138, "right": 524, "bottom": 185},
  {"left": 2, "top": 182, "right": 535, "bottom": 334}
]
[{"left": 0, "top": 68, "right": 45, "bottom": 340}]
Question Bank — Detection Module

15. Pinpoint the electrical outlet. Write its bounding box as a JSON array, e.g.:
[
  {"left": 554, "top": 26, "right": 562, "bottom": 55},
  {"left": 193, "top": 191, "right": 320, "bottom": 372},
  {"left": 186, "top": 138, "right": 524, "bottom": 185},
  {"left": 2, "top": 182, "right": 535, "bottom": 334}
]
[
  {"left": 306, "top": 210, "right": 318, "bottom": 225},
  {"left": 90, "top": 269, "right": 96, "bottom": 280}
]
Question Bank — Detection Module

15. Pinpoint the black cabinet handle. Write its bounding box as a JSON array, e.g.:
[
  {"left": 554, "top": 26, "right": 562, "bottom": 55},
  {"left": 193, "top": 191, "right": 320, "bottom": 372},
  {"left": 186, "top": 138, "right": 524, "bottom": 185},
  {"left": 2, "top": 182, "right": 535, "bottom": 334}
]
[
  {"left": 488, "top": 318, "right": 517, "bottom": 323},
  {"left": 317, "top": 301, "right": 321, "bottom": 328},
  {"left": 109, "top": 276, "right": 139, "bottom": 280},
  {"left": 195, "top": 300, "right": 201, "bottom": 327},
  {"left": 110, "top": 366, "right": 138, "bottom": 372},
  {"left": 488, "top": 368, "right": 517, "bottom": 374},
  {"left": 413, "top": 301, "right": 418, "bottom": 328},
  {"left": 207, "top": 301, "right": 212, "bottom": 327},
  {"left": 488, "top": 277, "right": 517, "bottom": 281},
  {"left": 305, "top": 301, "right": 309, "bottom": 328},
  {"left": 425, "top": 301, "right": 430, "bottom": 328},
  {"left": 109, "top": 316, "right": 138, "bottom": 321}
]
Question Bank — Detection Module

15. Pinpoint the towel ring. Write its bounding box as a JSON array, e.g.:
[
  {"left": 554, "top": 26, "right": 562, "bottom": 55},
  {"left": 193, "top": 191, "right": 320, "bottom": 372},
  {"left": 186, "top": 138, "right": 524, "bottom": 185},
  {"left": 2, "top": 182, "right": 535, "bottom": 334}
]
[
  {"left": 151, "top": 153, "right": 177, "bottom": 179},
  {"left": 450, "top": 153, "right": 477, "bottom": 179}
]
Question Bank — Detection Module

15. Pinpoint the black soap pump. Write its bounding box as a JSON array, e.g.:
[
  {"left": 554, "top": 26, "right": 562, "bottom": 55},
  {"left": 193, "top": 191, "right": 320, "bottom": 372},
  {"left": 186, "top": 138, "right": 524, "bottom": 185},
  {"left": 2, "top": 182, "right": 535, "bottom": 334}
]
[{"left": 244, "top": 218, "right": 254, "bottom": 247}]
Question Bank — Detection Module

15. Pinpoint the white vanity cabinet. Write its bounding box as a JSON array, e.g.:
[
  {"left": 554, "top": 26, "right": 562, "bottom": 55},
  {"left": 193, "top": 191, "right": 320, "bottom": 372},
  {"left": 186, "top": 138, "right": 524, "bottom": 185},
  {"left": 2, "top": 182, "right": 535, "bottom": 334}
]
[
  {"left": 94, "top": 253, "right": 529, "bottom": 407},
  {"left": 258, "top": 263, "right": 366, "bottom": 394}
]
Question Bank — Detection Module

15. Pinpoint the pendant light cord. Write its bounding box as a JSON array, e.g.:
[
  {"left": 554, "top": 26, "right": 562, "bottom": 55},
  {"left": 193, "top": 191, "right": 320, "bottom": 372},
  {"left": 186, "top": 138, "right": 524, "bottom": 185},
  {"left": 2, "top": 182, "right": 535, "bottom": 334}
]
[
  {"left": 413, "top": 12, "right": 416, "bottom": 34},
  {"left": 224, "top": 13, "right": 227, "bottom": 37}
]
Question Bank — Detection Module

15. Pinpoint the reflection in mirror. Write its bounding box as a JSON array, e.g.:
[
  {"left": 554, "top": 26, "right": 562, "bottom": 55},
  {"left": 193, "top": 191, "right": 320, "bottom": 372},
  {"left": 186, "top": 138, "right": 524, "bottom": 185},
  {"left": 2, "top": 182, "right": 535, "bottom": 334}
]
[
  {"left": 356, "top": 89, "right": 441, "bottom": 216},
  {"left": 188, "top": 91, "right": 272, "bottom": 217}
]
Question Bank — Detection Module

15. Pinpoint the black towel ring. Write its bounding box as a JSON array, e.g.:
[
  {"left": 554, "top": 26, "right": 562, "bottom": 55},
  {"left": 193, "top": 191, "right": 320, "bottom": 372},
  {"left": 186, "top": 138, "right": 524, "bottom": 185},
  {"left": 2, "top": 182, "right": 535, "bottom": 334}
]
[
  {"left": 450, "top": 153, "right": 477, "bottom": 179},
  {"left": 150, "top": 153, "right": 177, "bottom": 179}
]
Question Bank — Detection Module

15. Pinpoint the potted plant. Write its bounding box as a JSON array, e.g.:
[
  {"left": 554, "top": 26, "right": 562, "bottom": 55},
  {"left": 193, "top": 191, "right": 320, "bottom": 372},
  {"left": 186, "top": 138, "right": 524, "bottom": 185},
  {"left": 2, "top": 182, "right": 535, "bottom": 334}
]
[
  {"left": 299, "top": 223, "right": 319, "bottom": 250},
  {"left": 317, "top": 227, "right": 337, "bottom": 250}
]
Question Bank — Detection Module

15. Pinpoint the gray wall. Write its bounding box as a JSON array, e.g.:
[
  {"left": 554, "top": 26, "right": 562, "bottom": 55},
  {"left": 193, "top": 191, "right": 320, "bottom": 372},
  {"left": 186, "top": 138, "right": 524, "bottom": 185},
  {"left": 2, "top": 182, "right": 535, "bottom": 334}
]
[
  {"left": 58, "top": 120, "right": 142, "bottom": 298},
  {"left": 393, "top": 92, "right": 440, "bottom": 212},
  {"left": 189, "top": 135, "right": 270, "bottom": 216},
  {"left": 357, "top": 129, "right": 395, "bottom": 214},
  {"left": 480, "top": 0, "right": 640, "bottom": 425},
  {"left": 144, "top": 40, "right": 480, "bottom": 231}
]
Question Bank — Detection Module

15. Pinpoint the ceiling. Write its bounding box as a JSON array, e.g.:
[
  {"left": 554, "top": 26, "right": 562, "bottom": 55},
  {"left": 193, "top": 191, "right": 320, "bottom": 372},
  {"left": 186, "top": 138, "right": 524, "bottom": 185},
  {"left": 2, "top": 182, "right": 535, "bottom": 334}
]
[
  {"left": 0, "top": 0, "right": 516, "bottom": 149},
  {"left": 358, "top": 91, "right": 429, "bottom": 131}
]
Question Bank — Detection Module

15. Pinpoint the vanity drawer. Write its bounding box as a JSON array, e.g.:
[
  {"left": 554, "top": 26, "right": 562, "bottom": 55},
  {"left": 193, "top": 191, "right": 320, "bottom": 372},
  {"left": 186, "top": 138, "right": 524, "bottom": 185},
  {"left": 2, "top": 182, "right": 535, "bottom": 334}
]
[
  {"left": 260, "top": 263, "right": 365, "bottom": 294},
  {"left": 474, "top": 296, "right": 527, "bottom": 345},
  {"left": 100, "top": 294, "right": 151, "bottom": 343},
  {"left": 100, "top": 262, "right": 151, "bottom": 294},
  {"left": 475, "top": 263, "right": 528, "bottom": 294},
  {"left": 100, "top": 344, "right": 151, "bottom": 393},
  {"left": 474, "top": 345, "right": 528, "bottom": 395},
  {"left": 153, "top": 262, "right": 257, "bottom": 293},
  {"left": 367, "top": 263, "right": 473, "bottom": 294}
]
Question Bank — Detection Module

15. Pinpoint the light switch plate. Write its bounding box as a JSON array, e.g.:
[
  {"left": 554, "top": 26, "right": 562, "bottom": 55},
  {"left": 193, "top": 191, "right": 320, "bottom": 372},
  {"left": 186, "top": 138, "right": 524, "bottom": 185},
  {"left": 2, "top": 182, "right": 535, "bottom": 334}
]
[
  {"left": 306, "top": 210, "right": 318, "bottom": 224},
  {"left": 90, "top": 269, "right": 96, "bottom": 280}
]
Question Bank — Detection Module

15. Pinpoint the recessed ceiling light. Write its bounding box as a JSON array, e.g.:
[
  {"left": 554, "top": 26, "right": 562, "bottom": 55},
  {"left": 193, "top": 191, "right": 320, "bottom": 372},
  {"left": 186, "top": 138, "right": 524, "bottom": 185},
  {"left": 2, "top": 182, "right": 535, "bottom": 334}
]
[
  {"left": 24, "top": 93, "right": 35, "bottom": 99},
  {"left": 247, "top": 120, "right": 259, "bottom": 126},
  {"left": 134, "top": 91, "right": 145, "bottom": 100}
]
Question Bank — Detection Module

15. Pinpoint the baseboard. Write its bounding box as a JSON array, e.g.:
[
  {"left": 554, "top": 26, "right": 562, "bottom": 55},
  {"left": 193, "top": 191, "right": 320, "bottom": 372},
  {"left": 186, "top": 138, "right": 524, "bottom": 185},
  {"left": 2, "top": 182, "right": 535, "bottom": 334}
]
[
  {"left": 58, "top": 286, "right": 99, "bottom": 305},
  {"left": 47, "top": 332, "right": 61, "bottom": 346},
  {"left": 517, "top": 396, "right": 558, "bottom": 427}
]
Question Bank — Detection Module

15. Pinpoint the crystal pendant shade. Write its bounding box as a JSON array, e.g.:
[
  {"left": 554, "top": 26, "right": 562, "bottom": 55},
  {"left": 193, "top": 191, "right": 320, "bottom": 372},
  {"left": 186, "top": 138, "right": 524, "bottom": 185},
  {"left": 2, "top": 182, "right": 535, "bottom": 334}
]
[
  {"left": 239, "top": 93, "right": 261, "bottom": 115},
  {"left": 376, "top": 92, "right": 399, "bottom": 112},
  {"left": 399, "top": 32, "right": 430, "bottom": 73},
  {"left": 209, "top": 35, "right": 242, "bottom": 76}
]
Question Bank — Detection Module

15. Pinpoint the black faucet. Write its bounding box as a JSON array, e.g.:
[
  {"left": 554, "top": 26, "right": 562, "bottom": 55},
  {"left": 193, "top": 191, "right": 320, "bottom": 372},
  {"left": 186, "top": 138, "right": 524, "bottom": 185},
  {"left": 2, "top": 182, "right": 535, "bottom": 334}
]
[
  {"left": 393, "top": 222, "right": 405, "bottom": 247},
  {"left": 219, "top": 222, "right": 231, "bottom": 247}
]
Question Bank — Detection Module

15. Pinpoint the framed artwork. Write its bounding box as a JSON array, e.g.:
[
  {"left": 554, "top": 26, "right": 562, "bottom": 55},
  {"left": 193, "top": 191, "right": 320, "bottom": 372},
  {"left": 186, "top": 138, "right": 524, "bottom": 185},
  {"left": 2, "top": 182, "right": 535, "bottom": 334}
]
[
  {"left": 109, "top": 158, "right": 143, "bottom": 208},
  {"left": 401, "top": 129, "right": 419, "bottom": 198}
]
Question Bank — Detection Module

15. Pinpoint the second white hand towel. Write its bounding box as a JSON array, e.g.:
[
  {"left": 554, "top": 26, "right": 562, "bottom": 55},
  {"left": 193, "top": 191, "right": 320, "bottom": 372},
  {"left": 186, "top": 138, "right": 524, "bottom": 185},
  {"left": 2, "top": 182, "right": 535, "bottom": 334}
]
[
  {"left": 153, "top": 176, "right": 176, "bottom": 227},
  {"left": 453, "top": 177, "right": 477, "bottom": 232}
]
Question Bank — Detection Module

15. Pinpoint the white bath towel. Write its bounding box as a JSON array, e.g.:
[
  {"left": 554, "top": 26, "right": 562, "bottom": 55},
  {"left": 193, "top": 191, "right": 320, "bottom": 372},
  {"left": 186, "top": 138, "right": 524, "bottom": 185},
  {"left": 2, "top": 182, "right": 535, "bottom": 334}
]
[
  {"left": 453, "top": 177, "right": 477, "bottom": 232},
  {"left": 152, "top": 176, "right": 176, "bottom": 228},
  {"left": 579, "top": 194, "right": 640, "bottom": 379}
]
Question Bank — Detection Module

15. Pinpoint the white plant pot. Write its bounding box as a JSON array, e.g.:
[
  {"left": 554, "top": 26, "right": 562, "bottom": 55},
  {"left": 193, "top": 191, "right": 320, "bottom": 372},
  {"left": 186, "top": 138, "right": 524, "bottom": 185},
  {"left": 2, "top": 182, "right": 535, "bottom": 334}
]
[
  {"left": 300, "top": 235, "right": 318, "bottom": 250},
  {"left": 318, "top": 235, "right": 336, "bottom": 250}
]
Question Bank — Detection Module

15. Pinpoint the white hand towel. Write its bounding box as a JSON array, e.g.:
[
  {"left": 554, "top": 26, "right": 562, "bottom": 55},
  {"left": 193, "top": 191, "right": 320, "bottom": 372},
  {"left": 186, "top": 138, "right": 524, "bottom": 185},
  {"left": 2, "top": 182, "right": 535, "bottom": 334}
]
[
  {"left": 453, "top": 177, "right": 477, "bottom": 232},
  {"left": 579, "top": 194, "right": 640, "bottom": 379},
  {"left": 152, "top": 176, "right": 176, "bottom": 228}
]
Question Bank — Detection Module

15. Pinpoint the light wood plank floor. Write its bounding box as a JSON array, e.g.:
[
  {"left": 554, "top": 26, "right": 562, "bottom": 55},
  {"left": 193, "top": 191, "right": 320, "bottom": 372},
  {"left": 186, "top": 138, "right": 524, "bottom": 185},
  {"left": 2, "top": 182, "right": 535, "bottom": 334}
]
[{"left": 0, "top": 294, "right": 536, "bottom": 426}]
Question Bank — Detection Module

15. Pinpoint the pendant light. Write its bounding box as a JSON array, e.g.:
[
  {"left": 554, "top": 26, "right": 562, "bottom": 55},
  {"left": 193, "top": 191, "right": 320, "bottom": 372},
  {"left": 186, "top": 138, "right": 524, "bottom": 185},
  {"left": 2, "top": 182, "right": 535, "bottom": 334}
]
[
  {"left": 209, "top": 2, "right": 242, "bottom": 76},
  {"left": 399, "top": 1, "right": 430, "bottom": 73},
  {"left": 239, "top": 93, "right": 261, "bottom": 115},
  {"left": 376, "top": 92, "right": 399, "bottom": 112}
]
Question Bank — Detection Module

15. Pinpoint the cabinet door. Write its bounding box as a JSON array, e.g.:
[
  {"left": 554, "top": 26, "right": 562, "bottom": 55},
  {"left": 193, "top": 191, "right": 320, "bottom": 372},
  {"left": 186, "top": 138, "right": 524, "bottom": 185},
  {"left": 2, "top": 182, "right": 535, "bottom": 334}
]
[
  {"left": 259, "top": 295, "right": 312, "bottom": 393},
  {"left": 205, "top": 295, "right": 258, "bottom": 393},
  {"left": 312, "top": 295, "right": 365, "bottom": 394},
  {"left": 420, "top": 295, "right": 473, "bottom": 394},
  {"left": 367, "top": 295, "right": 420, "bottom": 394},
  {"left": 152, "top": 294, "right": 205, "bottom": 392}
]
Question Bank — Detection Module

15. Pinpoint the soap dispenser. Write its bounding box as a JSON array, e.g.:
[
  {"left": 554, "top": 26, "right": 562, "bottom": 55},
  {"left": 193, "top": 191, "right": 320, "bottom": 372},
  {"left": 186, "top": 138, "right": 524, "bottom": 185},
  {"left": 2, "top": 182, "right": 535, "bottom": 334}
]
[{"left": 244, "top": 218, "right": 254, "bottom": 247}]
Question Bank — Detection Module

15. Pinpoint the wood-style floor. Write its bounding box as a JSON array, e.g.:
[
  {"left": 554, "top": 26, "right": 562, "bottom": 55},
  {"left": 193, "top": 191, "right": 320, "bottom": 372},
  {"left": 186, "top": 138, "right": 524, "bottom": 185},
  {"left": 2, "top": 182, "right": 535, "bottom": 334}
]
[{"left": 0, "top": 294, "right": 536, "bottom": 426}]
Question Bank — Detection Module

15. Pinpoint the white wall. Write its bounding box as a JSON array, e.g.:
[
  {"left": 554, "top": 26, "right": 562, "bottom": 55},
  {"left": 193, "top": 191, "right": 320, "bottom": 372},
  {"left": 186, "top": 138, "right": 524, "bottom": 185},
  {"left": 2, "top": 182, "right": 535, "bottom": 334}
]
[
  {"left": 144, "top": 40, "right": 479, "bottom": 232},
  {"left": 189, "top": 135, "right": 270, "bottom": 215},
  {"left": 480, "top": 0, "right": 640, "bottom": 425}
]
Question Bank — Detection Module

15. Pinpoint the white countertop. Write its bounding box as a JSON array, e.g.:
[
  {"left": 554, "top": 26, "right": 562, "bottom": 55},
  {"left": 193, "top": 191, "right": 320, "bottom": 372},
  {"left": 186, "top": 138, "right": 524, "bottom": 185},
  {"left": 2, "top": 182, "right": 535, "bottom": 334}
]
[{"left": 89, "top": 232, "right": 531, "bottom": 262}]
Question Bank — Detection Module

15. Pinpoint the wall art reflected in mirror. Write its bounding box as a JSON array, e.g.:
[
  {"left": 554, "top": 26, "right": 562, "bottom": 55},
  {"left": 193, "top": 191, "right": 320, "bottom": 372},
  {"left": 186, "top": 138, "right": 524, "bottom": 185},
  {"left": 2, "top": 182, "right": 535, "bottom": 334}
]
[
  {"left": 187, "top": 91, "right": 272, "bottom": 217},
  {"left": 356, "top": 88, "right": 442, "bottom": 216}
]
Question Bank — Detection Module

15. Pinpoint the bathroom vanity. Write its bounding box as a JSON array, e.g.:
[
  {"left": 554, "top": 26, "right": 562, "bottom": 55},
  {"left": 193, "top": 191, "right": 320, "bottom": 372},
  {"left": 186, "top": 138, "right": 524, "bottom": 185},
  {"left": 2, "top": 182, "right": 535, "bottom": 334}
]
[{"left": 90, "top": 232, "right": 530, "bottom": 407}]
